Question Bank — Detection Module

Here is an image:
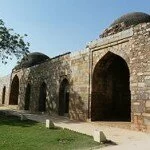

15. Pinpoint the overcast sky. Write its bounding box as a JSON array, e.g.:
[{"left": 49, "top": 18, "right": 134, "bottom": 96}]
[{"left": 0, "top": 0, "right": 149, "bottom": 76}]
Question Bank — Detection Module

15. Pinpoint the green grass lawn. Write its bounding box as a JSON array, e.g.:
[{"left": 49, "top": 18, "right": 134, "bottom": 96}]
[{"left": 0, "top": 114, "right": 102, "bottom": 150}]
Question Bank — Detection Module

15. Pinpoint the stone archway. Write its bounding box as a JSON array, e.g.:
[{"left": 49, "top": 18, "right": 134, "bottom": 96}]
[
  {"left": 9, "top": 75, "right": 19, "bottom": 105},
  {"left": 24, "top": 84, "right": 31, "bottom": 110},
  {"left": 59, "top": 79, "right": 69, "bottom": 116},
  {"left": 91, "top": 51, "right": 131, "bottom": 121},
  {"left": 38, "top": 82, "right": 46, "bottom": 112},
  {"left": 2, "top": 86, "right": 6, "bottom": 104}
]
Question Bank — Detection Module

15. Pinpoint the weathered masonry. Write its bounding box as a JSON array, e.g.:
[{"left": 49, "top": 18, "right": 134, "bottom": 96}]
[{"left": 0, "top": 12, "right": 150, "bottom": 131}]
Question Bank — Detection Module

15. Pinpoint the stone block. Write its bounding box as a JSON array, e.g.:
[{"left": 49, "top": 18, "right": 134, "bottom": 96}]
[
  {"left": 143, "top": 113, "right": 150, "bottom": 117},
  {"left": 144, "top": 116, "right": 150, "bottom": 126},
  {"left": 46, "top": 119, "right": 55, "bottom": 129},
  {"left": 138, "top": 82, "right": 145, "bottom": 88},
  {"left": 145, "top": 80, "right": 150, "bottom": 87},
  {"left": 93, "top": 130, "right": 107, "bottom": 143},
  {"left": 20, "top": 114, "right": 27, "bottom": 121},
  {"left": 133, "top": 115, "right": 138, "bottom": 124},
  {"left": 145, "top": 108, "right": 150, "bottom": 113},
  {"left": 146, "top": 125, "right": 150, "bottom": 132},
  {"left": 146, "top": 101, "right": 150, "bottom": 107},
  {"left": 133, "top": 102, "right": 140, "bottom": 105},
  {"left": 132, "top": 104, "right": 144, "bottom": 113}
]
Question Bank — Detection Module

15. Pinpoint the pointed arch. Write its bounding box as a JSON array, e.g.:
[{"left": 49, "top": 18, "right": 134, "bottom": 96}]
[
  {"left": 38, "top": 82, "right": 47, "bottom": 112},
  {"left": 9, "top": 75, "right": 19, "bottom": 105},
  {"left": 24, "top": 83, "right": 31, "bottom": 110},
  {"left": 2, "top": 86, "right": 6, "bottom": 104},
  {"left": 58, "top": 78, "right": 70, "bottom": 116},
  {"left": 91, "top": 51, "right": 131, "bottom": 121}
]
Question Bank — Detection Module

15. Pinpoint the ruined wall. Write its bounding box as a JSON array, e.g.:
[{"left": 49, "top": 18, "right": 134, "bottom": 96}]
[
  {"left": 14, "top": 53, "right": 71, "bottom": 113},
  {"left": 2, "top": 21, "right": 150, "bottom": 131},
  {"left": 11, "top": 50, "right": 90, "bottom": 121}
]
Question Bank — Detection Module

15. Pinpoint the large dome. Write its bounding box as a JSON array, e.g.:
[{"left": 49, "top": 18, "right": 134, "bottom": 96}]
[
  {"left": 110, "top": 12, "right": 150, "bottom": 27},
  {"left": 100, "top": 12, "right": 150, "bottom": 38},
  {"left": 15, "top": 52, "right": 49, "bottom": 69}
]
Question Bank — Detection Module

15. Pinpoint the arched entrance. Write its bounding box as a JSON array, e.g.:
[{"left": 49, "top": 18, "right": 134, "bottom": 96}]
[
  {"left": 91, "top": 52, "right": 131, "bottom": 121},
  {"left": 59, "top": 79, "right": 69, "bottom": 116},
  {"left": 38, "top": 82, "right": 46, "bottom": 112},
  {"left": 9, "top": 75, "right": 19, "bottom": 105},
  {"left": 24, "top": 84, "right": 31, "bottom": 110},
  {"left": 2, "top": 86, "right": 6, "bottom": 104}
]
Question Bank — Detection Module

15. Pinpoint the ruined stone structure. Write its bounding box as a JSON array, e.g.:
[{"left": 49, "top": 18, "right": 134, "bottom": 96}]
[{"left": 0, "top": 12, "right": 150, "bottom": 131}]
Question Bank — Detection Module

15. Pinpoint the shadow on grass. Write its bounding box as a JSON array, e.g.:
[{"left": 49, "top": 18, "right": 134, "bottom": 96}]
[{"left": 0, "top": 111, "right": 38, "bottom": 127}]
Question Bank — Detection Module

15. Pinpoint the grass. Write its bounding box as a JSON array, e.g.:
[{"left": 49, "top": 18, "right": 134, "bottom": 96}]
[{"left": 0, "top": 114, "right": 102, "bottom": 150}]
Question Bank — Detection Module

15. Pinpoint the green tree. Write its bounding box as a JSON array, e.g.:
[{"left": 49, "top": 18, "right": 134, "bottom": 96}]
[{"left": 0, "top": 19, "right": 30, "bottom": 64}]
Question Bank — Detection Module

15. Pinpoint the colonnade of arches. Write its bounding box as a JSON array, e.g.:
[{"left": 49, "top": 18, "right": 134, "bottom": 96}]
[
  {"left": 8, "top": 75, "right": 70, "bottom": 116},
  {"left": 7, "top": 51, "right": 131, "bottom": 121}
]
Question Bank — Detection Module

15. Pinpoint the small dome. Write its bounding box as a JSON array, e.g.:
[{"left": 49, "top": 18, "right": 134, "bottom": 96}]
[
  {"left": 110, "top": 12, "right": 150, "bottom": 27},
  {"left": 15, "top": 52, "right": 49, "bottom": 69}
]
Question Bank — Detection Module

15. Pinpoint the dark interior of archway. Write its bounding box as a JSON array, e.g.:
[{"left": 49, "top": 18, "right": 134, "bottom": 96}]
[
  {"left": 91, "top": 52, "right": 131, "bottom": 121},
  {"left": 2, "top": 86, "right": 6, "bottom": 104},
  {"left": 9, "top": 76, "right": 19, "bottom": 105},
  {"left": 59, "top": 79, "right": 69, "bottom": 116},
  {"left": 38, "top": 82, "right": 46, "bottom": 112},
  {"left": 24, "top": 84, "right": 31, "bottom": 110}
]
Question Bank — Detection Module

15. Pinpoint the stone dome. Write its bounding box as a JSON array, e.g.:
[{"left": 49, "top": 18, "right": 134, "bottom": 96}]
[
  {"left": 15, "top": 52, "right": 49, "bottom": 69},
  {"left": 110, "top": 12, "right": 150, "bottom": 27},
  {"left": 100, "top": 12, "right": 150, "bottom": 38}
]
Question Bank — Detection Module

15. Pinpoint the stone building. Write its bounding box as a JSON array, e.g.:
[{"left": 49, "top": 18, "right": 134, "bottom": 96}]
[{"left": 0, "top": 12, "right": 150, "bottom": 131}]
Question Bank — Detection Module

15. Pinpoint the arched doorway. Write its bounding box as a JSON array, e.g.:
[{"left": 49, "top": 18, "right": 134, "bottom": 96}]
[
  {"left": 2, "top": 86, "right": 6, "bottom": 104},
  {"left": 24, "top": 84, "right": 31, "bottom": 110},
  {"left": 59, "top": 79, "right": 69, "bottom": 116},
  {"left": 91, "top": 52, "right": 131, "bottom": 121},
  {"left": 9, "top": 75, "right": 19, "bottom": 105},
  {"left": 38, "top": 82, "right": 46, "bottom": 112}
]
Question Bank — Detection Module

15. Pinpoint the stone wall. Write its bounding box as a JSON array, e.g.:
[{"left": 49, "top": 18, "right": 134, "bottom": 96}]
[
  {"left": 70, "top": 49, "right": 90, "bottom": 120},
  {"left": 0, "top": 75, "right": 11, "bottom": 106},
  {"left": 11, "top": 51, "right": 89, "bottom": 120},
  {"left": 87, "top": 22, "right": 150, "bottom": 130},
  {"left": 1, "top": 22, "right": 150, "bottom": 131},
  {"left": 88, "top": 28, "right": 133, "bottom": 121},
  {"left": 14, "top": 53, "right": 71, "bottom": 113},
  {"left": 130, "top": 23, "right": 150, "bottom": 131}
]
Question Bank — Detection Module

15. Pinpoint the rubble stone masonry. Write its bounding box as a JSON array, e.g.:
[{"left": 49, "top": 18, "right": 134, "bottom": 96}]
[{"left": 0, "top": 20, "right": 150, "bottom": 131}]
